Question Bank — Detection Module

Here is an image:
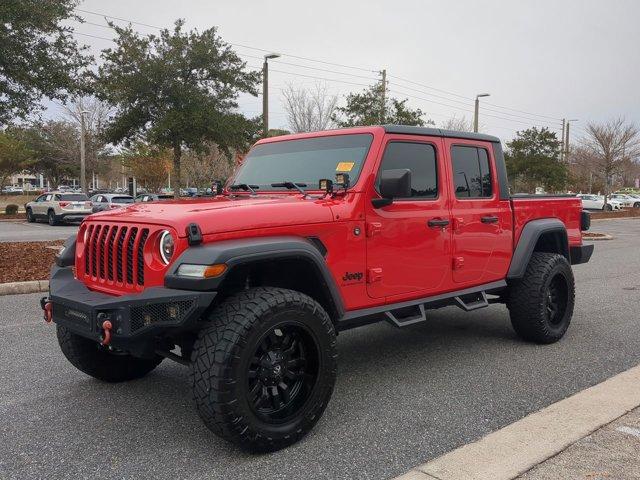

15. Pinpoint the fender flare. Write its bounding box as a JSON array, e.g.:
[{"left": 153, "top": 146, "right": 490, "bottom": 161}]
[
  {"left": 164, "top": 236, "right": 344, "bottom": 317},
  {"left": 507, "top": 218, "right": 569, "bottom": 280}
]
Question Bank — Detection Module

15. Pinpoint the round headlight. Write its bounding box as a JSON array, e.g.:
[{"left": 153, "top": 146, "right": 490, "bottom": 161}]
[{"left": 159, "top": 230, "right": 175, "bottom": 264}]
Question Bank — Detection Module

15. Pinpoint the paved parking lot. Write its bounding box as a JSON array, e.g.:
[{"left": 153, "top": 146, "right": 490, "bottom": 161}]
[
  {"left": 0, "top": 221, "right": 78, "bottom": 243},
  {"left": 0, "top": 218, "right": 638, "bottom": 480}
]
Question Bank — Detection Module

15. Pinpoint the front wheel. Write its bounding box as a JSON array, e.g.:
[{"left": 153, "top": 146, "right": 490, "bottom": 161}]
[
  {"left": 57, "top": 325, "right": 163, "bottom": 382},
  {"left": 603, "top": 204, "right": 613, "bottom": 211},
  {"left": 26, "top": 208, "right": 35, "bottom": 223},
  {"left": 634, "top": 202, "right": 640, "bottom": 209},
  {"left": 190, "top": 287, "right": 337, "bottom": 452},
  {"left": 506, "top": 252, "right": 575, "bottom": 344}
]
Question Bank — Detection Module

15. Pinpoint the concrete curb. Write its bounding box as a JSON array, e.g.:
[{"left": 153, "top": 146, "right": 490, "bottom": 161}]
[
  {"left": 395, "top": 364, "right": 640, "bottom": 480},
  {"left": 0, "top": 280, "right": 49, "bottom": 296},
  {"left": 582, "top": 233, "right": 614, "bottom": 241}
]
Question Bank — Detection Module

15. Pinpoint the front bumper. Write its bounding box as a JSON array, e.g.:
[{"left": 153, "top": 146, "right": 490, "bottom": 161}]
[{"left": 47, "top": 265, "right": 216, "bottom": 352}]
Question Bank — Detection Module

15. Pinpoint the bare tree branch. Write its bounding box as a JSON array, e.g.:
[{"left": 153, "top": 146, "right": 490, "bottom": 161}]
[{"left": 282, "top": 83, "right": 338, "bottom": 133}]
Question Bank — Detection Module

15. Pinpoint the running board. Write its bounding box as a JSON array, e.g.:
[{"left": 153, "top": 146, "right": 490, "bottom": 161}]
[{"left": 338, "top": 280, "right": 506, "bottom": 331}]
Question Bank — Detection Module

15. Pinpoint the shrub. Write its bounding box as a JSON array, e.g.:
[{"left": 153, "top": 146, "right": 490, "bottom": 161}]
[{"left": 5, "top": 204, "right": 19, "bottom": 215}]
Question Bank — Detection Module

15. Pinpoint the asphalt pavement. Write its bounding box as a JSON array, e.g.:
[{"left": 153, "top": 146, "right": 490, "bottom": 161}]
[
  {"left": 1, "top": 218, "right": 639, "bottom": 480},
  {"left": 0, "top": 220, "right": 78, "bottom": 243}
]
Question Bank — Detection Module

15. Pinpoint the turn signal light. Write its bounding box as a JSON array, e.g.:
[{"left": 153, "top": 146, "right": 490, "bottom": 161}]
[{"left": 176, "top": 263, "right": 227, "bottom": 278}]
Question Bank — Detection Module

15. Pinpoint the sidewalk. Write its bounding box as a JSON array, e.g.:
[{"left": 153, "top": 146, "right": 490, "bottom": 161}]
[{"left": 519, "top": 407, "right": 640, "bottom": 479}]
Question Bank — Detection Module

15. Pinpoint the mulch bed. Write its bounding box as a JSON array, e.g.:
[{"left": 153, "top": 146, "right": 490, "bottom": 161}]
[
  {"left": 0, "top": 241, "right": 63, "bottom": 283},
  {"left": 0, "top": 214, "right": 26, "bottom": 221},
  {"left": 590, "top": 209, "right": 640, "bottom": 220}
]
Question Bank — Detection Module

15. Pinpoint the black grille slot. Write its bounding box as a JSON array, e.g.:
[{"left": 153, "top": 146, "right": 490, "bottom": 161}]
[
  {"left": 84, "top": 225, "right": 93, "bottom": 275},
  {"left": 129, "top": 300, "right": 195, "bottom": 332},
  {"left": 137, "top": 229, "right": 148, "bottom": 285},
  {"left": 116, "top": 227, "right": 127, "bottom": 283},
  {"left": 107, "top": 227, "right": 118, "bottom": 281},
  {"left": 98, "top": 226, "right": 109, "bottom": 279},
  {"left": 91, "top": 225, "right": 101, "bottom": 277},
  {"left": 126, "top": 227, "right": 138, "bottom": 284}
]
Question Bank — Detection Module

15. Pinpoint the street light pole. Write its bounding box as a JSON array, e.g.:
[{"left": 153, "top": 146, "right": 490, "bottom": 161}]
[
  {"left": 473, "top": 93, "right": 490, "bottom": 133},
  {"left": 262, "top": 53, "right": 280, "bottom": 138},
  {"left": 79, "top": 110, "right": 90, "bottom": 193},
  {"left": 565, "top": 119, "right": 579, "bottom": 161}
]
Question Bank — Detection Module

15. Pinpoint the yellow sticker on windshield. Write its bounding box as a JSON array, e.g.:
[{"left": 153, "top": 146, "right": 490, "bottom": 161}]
[{"left": 336, "top": 162, "right": 355, "bottom": 172}]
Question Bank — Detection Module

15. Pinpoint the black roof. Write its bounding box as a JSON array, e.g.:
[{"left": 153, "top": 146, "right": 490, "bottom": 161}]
[{"left": 383, "top": 125, "right": 501, "bottom": 144}]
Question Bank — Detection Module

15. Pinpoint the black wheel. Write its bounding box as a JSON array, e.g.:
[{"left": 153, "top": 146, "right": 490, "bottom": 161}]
[
  {"left": 26, "top": 208, "right": 35, "bottom": 223},
  {"left": 603, "top": 204, "right": 613, "bottom": 211},
  {"left": 506, "top": 252, "right": 575, "bottom": 344},
  {"left": 634, "top": 202, "right": 640, "bottom": 208},
  {"left": 48, "top": 210, "right": 58, "bottom": 225},
  {"left": 56, "top": 325, "right": 162, "bottom": 382},
  {"left": 190, "top": 287, "right": 337, "bottom": 452}
]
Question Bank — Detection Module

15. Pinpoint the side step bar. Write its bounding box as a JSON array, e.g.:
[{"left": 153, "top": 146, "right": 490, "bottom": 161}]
[{"left": 337, "top": 280, "right": 506, "bottom": 331}]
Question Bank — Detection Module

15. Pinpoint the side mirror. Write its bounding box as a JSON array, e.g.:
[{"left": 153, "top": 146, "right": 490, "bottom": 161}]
[{"left": 372, "top": 169, "right": 411, "bottom": 208}]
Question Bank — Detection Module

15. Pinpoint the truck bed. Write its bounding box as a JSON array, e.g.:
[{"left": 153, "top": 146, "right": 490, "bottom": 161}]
[{"left": 511, "top": 196, "right": 583, "bottom": 247}]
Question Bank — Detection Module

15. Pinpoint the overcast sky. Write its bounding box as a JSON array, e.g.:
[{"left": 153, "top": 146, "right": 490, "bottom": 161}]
[{"left": 55, "top": 0, "right": 640, "bottom": 142}]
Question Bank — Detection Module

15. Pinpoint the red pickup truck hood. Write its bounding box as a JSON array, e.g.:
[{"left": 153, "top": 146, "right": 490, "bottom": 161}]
[{"left": 88, "top": 195, "right": 335, "bottom": 236}]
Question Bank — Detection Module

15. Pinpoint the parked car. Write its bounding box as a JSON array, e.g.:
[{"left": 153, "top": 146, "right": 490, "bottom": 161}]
[
  {"left": 2, "top": 186, "right": 24, "bottom": 194},
  {"left": 576, "top": 194, "right": 623, "bottom": 211},
  {"left": 134, "top": 193, "right": 174, "bottom": 202},
  {"left": 90, "top": 193, "right": 135, "bottom": 213},
  {"left": 44, "top": 125, "right": 593, "bottom": 452},
  {"left": 25, "top": 192, "right": 91, "bottom": 225},
  {"left": 609, "top": 193, "right": 640, "bottom": 208}
]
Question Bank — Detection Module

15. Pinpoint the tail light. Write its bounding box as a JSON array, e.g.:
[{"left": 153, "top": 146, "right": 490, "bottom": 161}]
[
  {"left": 109, "top": 204, "right": 118, "bottom": 209},
  {"left": 59, "top": 201, "right": 69, "bottom": 207}
]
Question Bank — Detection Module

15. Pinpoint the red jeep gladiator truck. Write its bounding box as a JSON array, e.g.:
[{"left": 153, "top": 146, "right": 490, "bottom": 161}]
[{"left": 43, "top": 125, "right": 593, "bottom": 451}]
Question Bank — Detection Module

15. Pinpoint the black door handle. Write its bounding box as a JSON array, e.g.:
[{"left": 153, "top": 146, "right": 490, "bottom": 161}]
[
  {"left": 428, "top": 218, "right": 450, "bottom": 228},
  {"left": 481, "top": 216, "right": 499, "bottom": 224}
]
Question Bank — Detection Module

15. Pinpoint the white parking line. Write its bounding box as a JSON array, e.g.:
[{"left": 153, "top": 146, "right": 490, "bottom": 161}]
[{"left": 616, "top": 426, "right": 640, "bottom": 438}]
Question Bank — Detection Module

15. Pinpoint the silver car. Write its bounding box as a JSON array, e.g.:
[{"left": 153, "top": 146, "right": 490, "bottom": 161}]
[
  {"left": 90, "top": 193, "right": 135, "bottom": 213},
  {"left": 25, "top": 192, "right": 92, "bottom": 225}
]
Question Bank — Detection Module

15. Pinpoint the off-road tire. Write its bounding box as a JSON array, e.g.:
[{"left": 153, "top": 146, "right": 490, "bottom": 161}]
[
  {"left": 26, "top": 208, "right": 35, "bottom": 223},
  {"left": 190, "top": 287, "right": 338, "bottom": 452},
  {"left": 506, "top": 252, "right": 575, "bottom": 344},
  {"left": 48, "top": 209, "right": 58, "bottom": 226},
  {"left": 56, "top": 325, "right": 163, "bottom": 382}
]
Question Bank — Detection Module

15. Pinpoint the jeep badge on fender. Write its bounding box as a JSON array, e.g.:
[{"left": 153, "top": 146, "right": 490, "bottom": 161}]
[{"left": 42, "top": 125, "right": 593, "bottom": 452}]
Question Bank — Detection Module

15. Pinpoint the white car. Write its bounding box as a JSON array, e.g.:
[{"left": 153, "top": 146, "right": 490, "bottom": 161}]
[
  {"left": 610, "top": 194, "right": 640, "bottom": 208},
  {"left": 576, "top": 194, "right": 623, "bottom": 211}
]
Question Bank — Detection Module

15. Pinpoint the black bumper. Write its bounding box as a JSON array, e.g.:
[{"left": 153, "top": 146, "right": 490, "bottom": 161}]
[
  {"left": 47, "top": 266, "right": 216, "bottom": 351},
  {"left": 570, "top": 244, "right": 594, "bottom": 265}
]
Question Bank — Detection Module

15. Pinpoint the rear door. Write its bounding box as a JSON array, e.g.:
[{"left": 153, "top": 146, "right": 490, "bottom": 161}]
[
  {"left": 445, "top": 139, "right": 512, "bottom": 285},
  {"left": 365, "top": 135, "right": 452, "bottom": 300}
]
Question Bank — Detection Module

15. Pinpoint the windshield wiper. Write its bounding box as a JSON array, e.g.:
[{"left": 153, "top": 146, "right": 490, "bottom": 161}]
[
  {"left": 229, "top": 184, "right": 259, "bottom": 195},
  {"left": 271, "top": 182, "right": 308, "bottom": 196}
]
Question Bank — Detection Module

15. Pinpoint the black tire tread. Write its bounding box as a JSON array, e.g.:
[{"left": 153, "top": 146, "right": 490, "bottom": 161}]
[
  {"left": 190, "top": 287, "right": 337, "bottom": 452},
  {"left": 506, "top": 252, "right": 575, "bottom": 344},
  {"left": 57, "top": 325, "right": 162, "bottom": 382}
]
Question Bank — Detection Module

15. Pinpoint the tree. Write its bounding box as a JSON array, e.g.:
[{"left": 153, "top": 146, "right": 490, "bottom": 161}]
[
  {"left": 580, "top": 118, "right": 640, "bottom": 203},
  {"left": 13, "top": 121, "right": 80, "bottom": 187},
  {"left": 505, "top": 127, "right": 567, "bottom": 193},
  {"left": 441, "top": 115, "right": 473, "bottom": 132},
  {"left": 95, "top": 20, "right": 261, "bottom": 190},
  {"left": 0, "top": 130, "right": 32, "bottom": 189},
  {"left": 121, "top": 143, "right": 172, "bottom": 194},
  {"left": 332, "top": 80, "right": 430, "bottom": 127},
  {"left": 182, "top": 144, "right": 237, "bottom": 188},
  {"left": 282, "top": 83, "right": 337, "bottom": 133},
  {"left": 0, "top": 0, "right": 91, "bottom": 123}
]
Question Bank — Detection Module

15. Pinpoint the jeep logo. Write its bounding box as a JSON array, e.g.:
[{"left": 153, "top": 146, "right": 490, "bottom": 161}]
[{"left": 342, "top": 272, "right": 363, "bottom": 283}]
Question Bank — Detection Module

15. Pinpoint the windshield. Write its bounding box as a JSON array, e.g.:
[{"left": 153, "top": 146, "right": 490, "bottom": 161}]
[
  {"left": 233, "top": 134, "right": 373, "bottom": 190},
  {"left": 60, "top": 194, "right": 88, "bottom": 201},
  {"left": 112, "top": 196, "right": 134, "bottom": 204}
]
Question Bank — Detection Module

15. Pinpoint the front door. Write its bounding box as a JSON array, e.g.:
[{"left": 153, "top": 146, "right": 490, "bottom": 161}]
[
  {"left": 445, "top": 140, "right": 512, "bottom": 285},
  {"left": 365, "top": 136, "right": 452, "bottom": 300}
]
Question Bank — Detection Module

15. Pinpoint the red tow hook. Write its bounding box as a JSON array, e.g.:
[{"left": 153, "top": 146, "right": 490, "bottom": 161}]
[
  {"left": 43, "top": 301, "right": 53, "bottom": 324},
  {"left": 100, "top": 320, "right": 113, "bottom": 346}
]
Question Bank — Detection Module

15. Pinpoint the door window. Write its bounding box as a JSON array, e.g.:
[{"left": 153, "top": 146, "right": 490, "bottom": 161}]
[
  {"left": 451, "top": 146, "right": 492, "bottom": 199},
  {"left": 377, "top": 142, "right": 438, "bottom": 199}
]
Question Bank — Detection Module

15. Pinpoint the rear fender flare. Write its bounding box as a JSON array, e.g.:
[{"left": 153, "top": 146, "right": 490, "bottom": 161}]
[{"left": 507, "top": 219, "right": 569, "bottom": 279}]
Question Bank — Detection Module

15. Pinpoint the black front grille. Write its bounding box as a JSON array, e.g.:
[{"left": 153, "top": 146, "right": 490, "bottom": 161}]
[{"left": 129, "top": 300, "right": 195, "bottom": 332}]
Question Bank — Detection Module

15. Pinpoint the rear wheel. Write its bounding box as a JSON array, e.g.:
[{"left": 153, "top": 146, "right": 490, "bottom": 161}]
[
  {"left": 26, "top": 208, "right": 35, "bottom": 223},
  {"left": 56, "top": 325, "right": 163, "bottom": 382},
  {"left": 506, "top": 252, "right": 575, "bottom": 344},
  {"left": 48, "top": 210, "right": 58, "bottom": 226},
  {"left": 603, "top": 204, "right": 613, "bottom": 211},
  {"left": 190, "top": 287, "right": 337, "bottom": 452},
  {"left": 634, "top": 202, "right": 640, "bottom": 208}
]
